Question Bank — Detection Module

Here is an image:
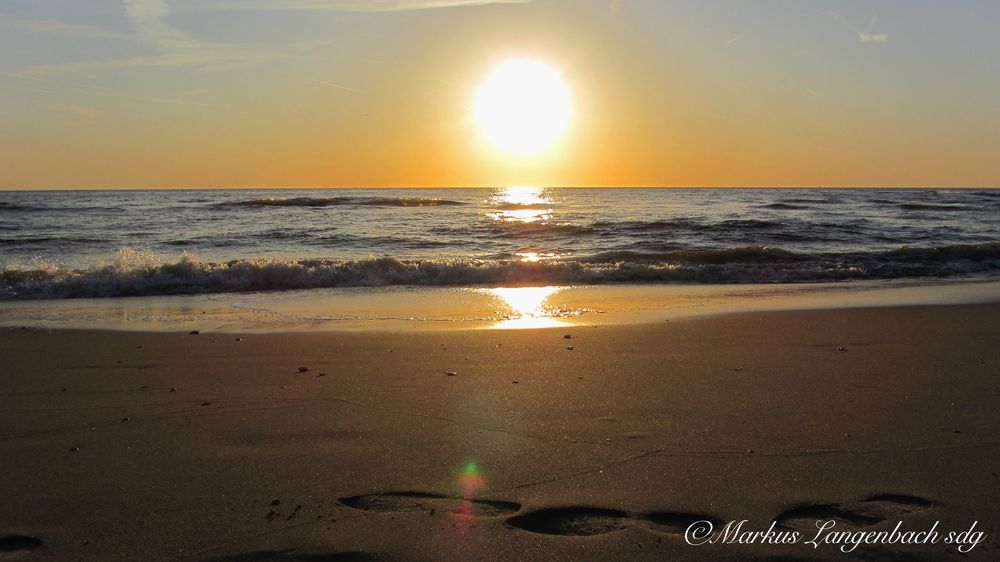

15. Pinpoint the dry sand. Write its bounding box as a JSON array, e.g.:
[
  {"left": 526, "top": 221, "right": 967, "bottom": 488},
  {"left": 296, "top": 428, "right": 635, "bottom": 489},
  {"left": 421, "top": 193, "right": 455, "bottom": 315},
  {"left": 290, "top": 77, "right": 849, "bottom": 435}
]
[{"left": 1, "top": 304, "right": 999, "bottom": 561}]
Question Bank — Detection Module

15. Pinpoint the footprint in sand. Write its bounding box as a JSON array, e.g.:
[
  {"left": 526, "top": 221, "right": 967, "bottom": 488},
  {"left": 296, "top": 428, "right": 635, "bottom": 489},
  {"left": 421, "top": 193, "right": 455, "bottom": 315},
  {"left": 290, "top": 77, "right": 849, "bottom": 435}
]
[
  {"left": 0, "top": 534, "right": 42, "bottom": 554},
  {"left": 775, "top": 503, "right": 885, "bottom": 531},
  {"left": 338, "top": 492, "right": 520, "bottom": 518},
  {"left": 775, "top": 494, "right": 933, "bottom": 532},
  {"left": 641, "top": 512, "right": 723, "bottom": 536},
  {"left": 339, "top": 491, "right": 445, "bottom": 513},
  {"left": 505, "top": 507, "right": 630, "bottom": 536},
  {"left": 861, "top": 493, "right": 933, "bottom": 517},
  {"left": 505, "top": 507, "right": 725, "bottom": 537}
]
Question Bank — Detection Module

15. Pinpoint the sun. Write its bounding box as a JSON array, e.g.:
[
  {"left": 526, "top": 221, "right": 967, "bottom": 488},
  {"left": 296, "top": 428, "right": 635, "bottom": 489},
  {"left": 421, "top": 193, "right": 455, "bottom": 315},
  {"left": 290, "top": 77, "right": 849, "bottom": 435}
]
[{"left": 474, "top": 60, "right": 572, "bottom": 156}]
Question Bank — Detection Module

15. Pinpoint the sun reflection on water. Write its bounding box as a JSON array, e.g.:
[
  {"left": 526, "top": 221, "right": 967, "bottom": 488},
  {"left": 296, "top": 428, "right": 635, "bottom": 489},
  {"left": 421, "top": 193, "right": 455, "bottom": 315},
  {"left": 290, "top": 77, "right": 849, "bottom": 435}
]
[
  {"left": 489, "top": 186, "right": 553, "bottom": 224},
  {"left": 487, "top": 286, "right": 568, "bottom": 329}
]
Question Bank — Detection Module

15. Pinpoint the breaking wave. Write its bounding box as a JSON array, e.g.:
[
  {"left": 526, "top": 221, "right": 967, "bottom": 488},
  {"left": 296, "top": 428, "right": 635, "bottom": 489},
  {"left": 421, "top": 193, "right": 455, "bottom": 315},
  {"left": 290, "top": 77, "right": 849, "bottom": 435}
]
[{"left": 3, "top": 243, "right": 999, "bottom": 300}]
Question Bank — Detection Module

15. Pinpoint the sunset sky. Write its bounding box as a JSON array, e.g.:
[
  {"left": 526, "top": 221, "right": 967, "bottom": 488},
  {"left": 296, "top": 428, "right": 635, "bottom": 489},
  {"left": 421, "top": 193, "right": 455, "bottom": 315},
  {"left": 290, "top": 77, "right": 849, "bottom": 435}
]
[{"left": 1, "top": 0, "right": 998, "bottom": 189}]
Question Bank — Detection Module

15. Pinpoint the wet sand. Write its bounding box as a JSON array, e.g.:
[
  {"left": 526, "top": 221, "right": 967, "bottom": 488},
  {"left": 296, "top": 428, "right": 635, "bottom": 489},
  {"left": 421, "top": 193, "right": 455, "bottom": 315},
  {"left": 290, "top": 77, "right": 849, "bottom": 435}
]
[{"left": 1, "top": 304, "right": 999, "bottom": 560}]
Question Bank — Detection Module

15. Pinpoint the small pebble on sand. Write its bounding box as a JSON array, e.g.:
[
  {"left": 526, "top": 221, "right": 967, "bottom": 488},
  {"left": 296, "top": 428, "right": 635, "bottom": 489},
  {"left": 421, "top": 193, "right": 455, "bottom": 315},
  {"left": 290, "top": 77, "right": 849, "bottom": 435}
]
[
  {"left": 189, "top": 330, "right": 200, "bottom": 335},
  {"left": 69, "top": 447, "right": 80, "bottom": 453},
  {"left": 566, "top": 346, "right": 574, "bottom": 351},
  {"left": 169, "top": 387, "right": 177, "bottom": 393},
  {"left": 512, "top": 380, "right": 519, "bottom": 384},
  {"left": 446, "top": 371, "right": 457, "bottom": 377},
  {"left": 837, "top": 346, "right": 848, "bottom": 352},
  {"left": 564, "top": 334, "right": 572, "bottom": 339},
  {"left": 298, "top": 367, "right": 309, "bottom": 373}
]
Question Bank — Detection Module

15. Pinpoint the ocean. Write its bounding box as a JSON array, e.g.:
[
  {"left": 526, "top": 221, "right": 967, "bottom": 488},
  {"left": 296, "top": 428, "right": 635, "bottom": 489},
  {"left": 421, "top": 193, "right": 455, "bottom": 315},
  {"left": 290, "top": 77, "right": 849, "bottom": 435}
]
[{"left": 1, "top": 187, "right": 998, "bottom": 300}]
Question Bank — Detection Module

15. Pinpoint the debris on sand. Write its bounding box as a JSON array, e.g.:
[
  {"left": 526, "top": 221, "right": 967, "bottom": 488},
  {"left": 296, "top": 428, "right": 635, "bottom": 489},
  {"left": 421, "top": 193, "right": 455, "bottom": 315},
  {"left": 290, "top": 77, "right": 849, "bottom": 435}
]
[
  {"left": 837, "top": 346, "right": 848, "bottom": 352},
  {"left": 446, "top": 371, "right": 457, "bottom": 377}
]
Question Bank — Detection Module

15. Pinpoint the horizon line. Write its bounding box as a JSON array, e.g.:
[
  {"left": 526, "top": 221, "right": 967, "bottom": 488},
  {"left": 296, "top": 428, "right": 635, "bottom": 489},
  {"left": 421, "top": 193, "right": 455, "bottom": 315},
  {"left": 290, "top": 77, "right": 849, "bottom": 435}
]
[{"left": 2, "top": 185, "right": 998, "bottom": 192}]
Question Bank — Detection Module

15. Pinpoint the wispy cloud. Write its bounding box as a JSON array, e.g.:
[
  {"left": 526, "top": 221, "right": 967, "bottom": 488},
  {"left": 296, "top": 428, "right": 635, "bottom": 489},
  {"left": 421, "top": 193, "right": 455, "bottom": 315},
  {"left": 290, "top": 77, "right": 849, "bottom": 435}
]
[
  {"left": 828, "top": 10, "right": 889, "bottom": 44},
  {"left": 722, "top": 31, "right": 746, "bottom": 47},
  {"left": 123, "top": 0, "right": 198, "bottom": 51},
  {"left": 81, "top": 84, "right": 199, "bottom": 106},
  {"left": 175, "top": 0, "right": 533, "bottom": 12},
  {"left": 44, "top": 103, "right": 102, "bottom": 121},
  {"left": 7, "top": 0, "right": 314, "bottom": 78},
  {"left": 858, "top": 32, "right": 888, "bottom": 43},
  {"left": 0, "top": 14, "right": 136, "bottom": 42},
  {"left": 313, "top": 79, "right": 363, "bottom": 93},
  {"left": 4, "top": 0, "right": 524, "bottom": 81}
]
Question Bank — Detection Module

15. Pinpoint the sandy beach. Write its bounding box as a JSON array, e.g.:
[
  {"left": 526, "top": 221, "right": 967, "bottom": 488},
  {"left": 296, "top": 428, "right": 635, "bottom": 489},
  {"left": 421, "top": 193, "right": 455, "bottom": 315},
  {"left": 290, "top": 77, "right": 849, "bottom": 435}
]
[{"left": 1, "top": 302, "right": 998, "bottom": 561}]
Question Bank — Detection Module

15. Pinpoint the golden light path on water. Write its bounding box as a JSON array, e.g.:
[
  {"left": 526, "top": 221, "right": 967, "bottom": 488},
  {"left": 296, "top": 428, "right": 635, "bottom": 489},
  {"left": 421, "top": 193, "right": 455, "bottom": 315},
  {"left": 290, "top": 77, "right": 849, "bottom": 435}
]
[
  {"left": 486, "top": 286, "right": 568, "bottom": 329},
  {"left": 489, "top": 186, "right": 553, "bottom": 225},
  {"left": 481, "top": 187, "right": 570, "bottom": 328}
]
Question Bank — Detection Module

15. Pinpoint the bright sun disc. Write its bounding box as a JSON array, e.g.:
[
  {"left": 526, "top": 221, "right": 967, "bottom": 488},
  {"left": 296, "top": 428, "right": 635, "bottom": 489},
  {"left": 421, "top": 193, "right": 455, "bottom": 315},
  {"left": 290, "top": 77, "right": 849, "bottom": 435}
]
[{"left": 475, "top": 60, "right": 571, "bottom": 156}]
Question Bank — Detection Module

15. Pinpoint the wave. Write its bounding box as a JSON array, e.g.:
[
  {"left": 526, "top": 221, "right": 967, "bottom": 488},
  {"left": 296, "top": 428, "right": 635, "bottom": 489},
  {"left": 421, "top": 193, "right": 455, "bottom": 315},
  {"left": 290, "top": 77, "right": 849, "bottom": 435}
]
[
  {"left": 592, "top": 219, "right": 701, "bottom": 232},
  {"left": 0, "top": 202, "right": 46, "bottom": 212},
  {"left": 596, "top": 218, "right": 790, "bottom": 233},
  {"left": 492, "top": 222, "right": 595, "bottom": 236},
  {"left": 220, "top": 196, "right": 465, "bottom": 208},
  {"left": 3, "top": 243, "right": 999, "bottom": 300},
  {"left": 580, "top": 247, "right": 804, "bottom": 264},
  {"left": 759, "top": 202, "right": 810, "bottom": 210},
  {"left": 717, "top": 219, "right": 782, "bottom": 230},
  {"left": 435, "top": 222, "right": 596, "bottom": 238},
  {"left": 1, "top": 236, "right": 108, "bottom": 246},
  {"left": 899, "top": 203, "right": 975, "bottom": 212},
  {"left": 778, "top": 197, "right": 840, "bottom": 205}
]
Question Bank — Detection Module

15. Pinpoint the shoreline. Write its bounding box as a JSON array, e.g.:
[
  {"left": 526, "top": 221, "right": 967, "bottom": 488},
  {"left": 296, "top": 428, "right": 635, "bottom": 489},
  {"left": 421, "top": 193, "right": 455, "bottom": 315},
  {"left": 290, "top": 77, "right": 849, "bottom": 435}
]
[{"left": 1, "top": 277, "right": 999, "bottom": 333}]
